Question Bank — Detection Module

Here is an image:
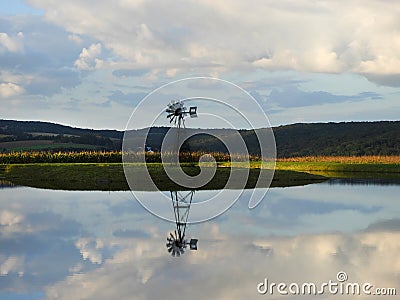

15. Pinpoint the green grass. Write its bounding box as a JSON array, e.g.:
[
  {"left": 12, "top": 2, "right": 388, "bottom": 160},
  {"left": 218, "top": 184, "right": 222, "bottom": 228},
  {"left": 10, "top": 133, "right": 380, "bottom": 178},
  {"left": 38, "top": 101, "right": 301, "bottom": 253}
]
[
  {"left": 1, "top": 156, "right": 400, "bottom": 191},
  {"left": 218, "top": 161, "right": 400, "bottom": 175},
  {"left": 1, "top": 163, "right": 327, "bottom": 191},
  {"left": 275, "top": 161, "right": 400, "bottom": 174}
]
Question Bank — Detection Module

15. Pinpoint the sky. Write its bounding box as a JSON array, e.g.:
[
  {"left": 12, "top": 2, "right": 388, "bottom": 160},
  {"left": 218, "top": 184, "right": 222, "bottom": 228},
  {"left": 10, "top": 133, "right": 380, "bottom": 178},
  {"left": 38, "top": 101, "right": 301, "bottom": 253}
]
[{"left": 0, "top": 0, "right": 399, "bottom": 130}]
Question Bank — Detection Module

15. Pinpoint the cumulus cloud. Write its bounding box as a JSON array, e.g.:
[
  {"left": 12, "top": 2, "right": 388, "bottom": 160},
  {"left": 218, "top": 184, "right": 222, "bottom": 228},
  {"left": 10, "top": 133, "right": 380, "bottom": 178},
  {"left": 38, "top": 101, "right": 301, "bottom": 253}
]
[
  {"left": 0, "top": 82, "right": 25, "bottom": 98},
  {"left": 0, "top": 0, "right": 397, "bottom": 128},
  {"left": 0, "top": 210, "right": 23, "bottom": 226},
  {"left": 75, "top": 238, "right": 116, "bottom": 264},
  {"left": 43, "top": 229, "right": 400, "bottom": 300},
  {"left": 74, "top": 43, "right": 103, "bottom": 70},
  {"left": 68, "top": 33, "right": 83, "bottom": 44},
  {"left": 0, "top": 32, "right": 24, "bottom": 53},
  {"left": 0, "top": 256, "right": 24, "bottom": 276},
  {"left": 26, "top": 0, "right": 400, "bottom": 84},
  {"left": 0, "top": 16, "right": 82, "bottom": 97}
]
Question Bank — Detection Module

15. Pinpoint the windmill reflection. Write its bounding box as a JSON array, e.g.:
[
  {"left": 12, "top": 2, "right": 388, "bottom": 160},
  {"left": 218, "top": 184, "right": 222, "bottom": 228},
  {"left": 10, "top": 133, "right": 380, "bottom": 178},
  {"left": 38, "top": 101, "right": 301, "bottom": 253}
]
[
  {"left": 166, "top": 190, "right": 198, "bottom": 257},
  {"left": 165, "top": 100, "right": 198, "bottom": 256}
]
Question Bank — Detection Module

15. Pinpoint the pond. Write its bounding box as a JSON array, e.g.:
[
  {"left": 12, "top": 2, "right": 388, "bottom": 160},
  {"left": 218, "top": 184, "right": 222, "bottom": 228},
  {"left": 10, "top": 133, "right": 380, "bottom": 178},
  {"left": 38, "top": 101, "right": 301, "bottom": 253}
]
[{"left": 1, "top": 179, "right": 399, "bottom": 299}]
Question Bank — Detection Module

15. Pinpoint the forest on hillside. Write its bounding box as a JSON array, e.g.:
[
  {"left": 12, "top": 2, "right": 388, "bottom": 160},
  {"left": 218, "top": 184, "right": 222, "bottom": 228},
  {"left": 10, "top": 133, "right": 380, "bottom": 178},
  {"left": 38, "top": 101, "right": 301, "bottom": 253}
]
[{"left": 1, "top": 120, "right": 399, "bottom": 157}]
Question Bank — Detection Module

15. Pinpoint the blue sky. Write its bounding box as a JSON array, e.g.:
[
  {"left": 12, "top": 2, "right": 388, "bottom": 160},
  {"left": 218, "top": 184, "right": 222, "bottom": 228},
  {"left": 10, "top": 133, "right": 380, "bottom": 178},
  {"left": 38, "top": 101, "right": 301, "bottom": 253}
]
[
  {"left": 0, "top": 0, "right": 42, "bottom": 15},
  {"left": 0, "top": 0, "right": 399, "bottom": 129}
]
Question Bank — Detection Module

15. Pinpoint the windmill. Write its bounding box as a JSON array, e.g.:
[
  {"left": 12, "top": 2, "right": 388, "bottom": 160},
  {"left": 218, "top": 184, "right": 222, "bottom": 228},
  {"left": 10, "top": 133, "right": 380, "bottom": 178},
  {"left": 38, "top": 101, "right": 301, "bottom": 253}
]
[
  {"left": 165, "top": 100, "right": 197, "bottom": 159},
  {"left": 165, "top": 100, "right": 198, "bottom": 257},
  {"left": 166, "top": 100, "right": 197, "bottom": 128}
]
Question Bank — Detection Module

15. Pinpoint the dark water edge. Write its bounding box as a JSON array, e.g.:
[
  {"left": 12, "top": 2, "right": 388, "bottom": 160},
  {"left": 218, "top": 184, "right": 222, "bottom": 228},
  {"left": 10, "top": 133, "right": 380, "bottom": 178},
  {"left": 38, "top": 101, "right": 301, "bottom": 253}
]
[
  {"left": 0, "top": 179, "right": 19, "bottom": 189},
  {"left": 327, "top": 178, "right": 400, "bottom": 186}
]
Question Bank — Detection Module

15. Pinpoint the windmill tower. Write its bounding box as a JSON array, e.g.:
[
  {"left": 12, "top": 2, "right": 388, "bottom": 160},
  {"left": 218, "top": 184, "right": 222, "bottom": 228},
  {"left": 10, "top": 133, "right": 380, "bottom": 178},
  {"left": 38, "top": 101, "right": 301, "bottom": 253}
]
[
  {"left": 166, "top": 191, "right": 198, "bottom": 256},
  {"left": 165, "top": 100, "right": 198, "bottom": 257}
]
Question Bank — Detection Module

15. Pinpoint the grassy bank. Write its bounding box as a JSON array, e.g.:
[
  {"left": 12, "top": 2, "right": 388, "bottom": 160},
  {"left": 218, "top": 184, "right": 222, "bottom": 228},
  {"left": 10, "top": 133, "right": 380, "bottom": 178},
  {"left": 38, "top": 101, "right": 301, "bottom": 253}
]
[
  {"left": 1, "top": 154, "right": 399, "bottom": 191},
  {"left": 0, "top": 163, "right": 326, "bottom": 191},
  {"left": 218, "top": 156, "right": 400, "bottom": 176},
  {"left": 278, "top": 161, "right": 399, "bottom": 173},
  {"left": 275, "top": 156, "right": 400, "bottom": 174}
]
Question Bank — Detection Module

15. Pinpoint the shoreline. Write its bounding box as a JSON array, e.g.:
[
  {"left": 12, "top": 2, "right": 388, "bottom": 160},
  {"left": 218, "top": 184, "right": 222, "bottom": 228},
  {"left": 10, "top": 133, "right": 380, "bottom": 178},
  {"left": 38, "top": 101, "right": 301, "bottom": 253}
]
[{"left": 1, "top": 161, "right": 399, "bottom": 191}]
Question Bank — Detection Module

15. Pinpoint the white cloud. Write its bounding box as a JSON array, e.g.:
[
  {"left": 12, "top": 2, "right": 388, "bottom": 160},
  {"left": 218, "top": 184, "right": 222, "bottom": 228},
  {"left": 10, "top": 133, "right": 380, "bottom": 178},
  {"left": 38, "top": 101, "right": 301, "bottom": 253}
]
[
  {"left": 0, "top": 82, "right": 25, "bottom": 98},
  {"left": 0, "top": 32, "right": 24, "bottom": 53},
  {"left": 26, "top": 0, "right": 400, "bottom": 80},
  {"left": 0, "top": 210, "right": 23, "bottom": 226},
  {"left": 0, "top": 0, "right": 394, "bottom": 128},
  {"left": 0, "top": 17, "right": 83, "bottom": 98},
  {"left": 74, "top": 43, "right": 103, "bottom": 70},
  {"left": 44, "top": 229, "right": 400, "bottom": 300},
  {"left": 68, "top": 34, "right": 83, "bottom": 44},
  {"left": 75, "top": 238, "right": 105, "bottom": 264},
  {"left": 0, "top": 256, "right": 24, "bottom": 276}
]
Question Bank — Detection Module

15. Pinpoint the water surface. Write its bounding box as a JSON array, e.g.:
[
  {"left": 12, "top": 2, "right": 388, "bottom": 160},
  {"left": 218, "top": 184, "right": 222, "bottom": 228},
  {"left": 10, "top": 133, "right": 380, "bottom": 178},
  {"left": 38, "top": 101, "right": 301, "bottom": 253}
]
[{"left": 1, "top": 180, "right": 399, "bottom": 299}]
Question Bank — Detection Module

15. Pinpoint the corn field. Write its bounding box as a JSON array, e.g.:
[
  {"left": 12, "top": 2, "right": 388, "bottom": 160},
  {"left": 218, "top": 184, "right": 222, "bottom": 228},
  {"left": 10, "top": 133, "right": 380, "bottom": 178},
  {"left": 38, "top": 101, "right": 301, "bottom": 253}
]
[
  {"left": 0, "top": 151, "right": 122, "bottom": 164},
  {"left": 1, "top": 151, "right": 398, "bottom": 165},
  {"left": 0, "top": 151, "right": 262, "bottom": 164},
  {"left": 277, "top": 156, "right": 400, "bottom": 164}
]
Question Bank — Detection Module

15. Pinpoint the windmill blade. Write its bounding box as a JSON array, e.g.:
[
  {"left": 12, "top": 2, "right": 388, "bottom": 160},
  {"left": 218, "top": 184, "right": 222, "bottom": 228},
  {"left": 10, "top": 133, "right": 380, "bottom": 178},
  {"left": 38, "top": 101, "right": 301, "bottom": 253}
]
[{"left": 166, "top": 100, "right": 195, "bottom": 127}]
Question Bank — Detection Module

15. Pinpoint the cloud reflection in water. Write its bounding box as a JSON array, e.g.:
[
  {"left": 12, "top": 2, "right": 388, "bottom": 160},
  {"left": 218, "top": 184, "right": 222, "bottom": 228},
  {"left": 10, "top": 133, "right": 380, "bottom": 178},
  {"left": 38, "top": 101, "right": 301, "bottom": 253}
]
[{"left": 0, "top": 181, "right": 399, "bottom": 299}]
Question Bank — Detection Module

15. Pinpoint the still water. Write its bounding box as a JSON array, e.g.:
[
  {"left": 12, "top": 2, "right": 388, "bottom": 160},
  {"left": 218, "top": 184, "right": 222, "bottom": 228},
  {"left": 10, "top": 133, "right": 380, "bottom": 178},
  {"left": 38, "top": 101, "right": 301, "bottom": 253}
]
[{"left": 1, "top": 180, "right": 400, "bottom": 299}]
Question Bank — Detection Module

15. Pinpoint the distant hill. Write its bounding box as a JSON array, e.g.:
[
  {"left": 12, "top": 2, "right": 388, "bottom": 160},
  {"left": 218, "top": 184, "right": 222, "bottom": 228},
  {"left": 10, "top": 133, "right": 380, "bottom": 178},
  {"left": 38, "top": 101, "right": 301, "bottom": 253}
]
[
  {"left": 273, "top": 121, "right": 399, "bottom": 157},
  {"left": 0, "top": 120, "right": 123, "bottom": 139},
  {"left": 0, "top": 119, "right": 399, "bottom": 157},
  {"left": 0, "top": 120, "right": 123, "bottom": 152}
]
